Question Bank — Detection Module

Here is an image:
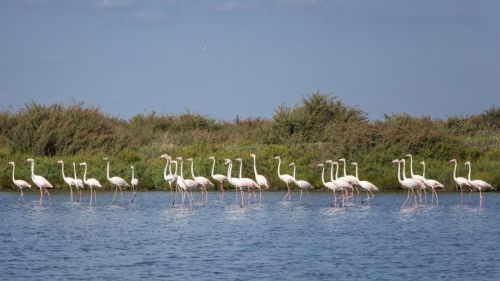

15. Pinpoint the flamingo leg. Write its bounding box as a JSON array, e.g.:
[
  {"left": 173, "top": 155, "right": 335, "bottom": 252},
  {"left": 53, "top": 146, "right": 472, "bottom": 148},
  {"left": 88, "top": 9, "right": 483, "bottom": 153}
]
[
  {"left": 89, "top": 187, "right": 93, "bottom": 206},
  {"left": 479, "top": 189, "right": 483, "bottom": 207},
  {"left": 112, "top": 187, "right": 118, "bottom": 203},
  {"left": 423, "top": 189, "right": 427, "bottom": 203},
  {"left": 119, "top": 186, "right": 124, "bottom": 200},
  {"left": 468, "top": 189, "right": 473, "bottom": 204},
  {"left": 299, "top": 189, "right": 303, "bottom": 204},
  {"left": 94, "top": 189, "right": 97, "bottom": 204},
  {"left": 39, "top": 188, "right": 43, "bottom": 206}
]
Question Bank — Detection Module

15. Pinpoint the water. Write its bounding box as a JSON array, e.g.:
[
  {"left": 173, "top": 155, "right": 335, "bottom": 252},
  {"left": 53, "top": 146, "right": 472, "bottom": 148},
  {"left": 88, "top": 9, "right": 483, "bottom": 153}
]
[{"left": 1, "top": 191, "right": 499, "bottom": 281}]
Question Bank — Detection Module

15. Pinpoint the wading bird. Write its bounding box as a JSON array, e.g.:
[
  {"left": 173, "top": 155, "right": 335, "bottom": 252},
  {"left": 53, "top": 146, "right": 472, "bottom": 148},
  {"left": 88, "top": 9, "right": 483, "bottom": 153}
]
[
  {"left": 80, "top": 162, "right": 102, "bottom": 206},
  {"left": 8, "top": 161, "right": 31, "bottom": 199},
  {"left": 465, "top": 161, "right": 492, "bottom": 206},
  {"left": 318, "top": 163, "right": 342, "bottom": 207},
  {"left": 327, "top": 160, "right": 353, "bottom": 205},
  {"left": 187, "top": 158, "right": 213, "bottom": 203},
  {"left": 350, "top": 162, "right": 378, "bottom": 205},
  {"left": 406, "top": 154, "right": 427, "bottom": 203},
  {"left": 27, "top": 158, "right": 53, "bottom": 206},
  {"left": 250, "top": 154, "right": 269, "bottom": 190},
  {"left": 73, "top": 162, "right": 84, "bottom": 203},
  {"left": 103, "top": 158, "right": 129, "bottom": 204},
  {"left": 235, "top": 158, "right": 260, "bottom": 205},
  {"left": 274, "top": 156, "right": 294, "bottom": 201},
  {"left": 130, "top": 165, "right": 139, "bottom": 203},
  {"left": 449, "top": 159, "right": 472, "bottom": 203},
  {"left": 289, "top": 162, "right": 314, "bottom": 203},
  {"left": 419, "top": 161, "right": 444, "bottom": 205},
  {"left": 394, "top": 159, "right": 424, "bottom": 207},
  {"left": 208, "top": 156, "right": 227, "bottom": 199},
  {"left": 57, "top": 160, "right": 76, "bottom": 202},
  {"left": 224, "top": 159, "right": 247, "bottom": 208},
  {"left": 338, "top": 158, "right": 360, "bottom": 204}
]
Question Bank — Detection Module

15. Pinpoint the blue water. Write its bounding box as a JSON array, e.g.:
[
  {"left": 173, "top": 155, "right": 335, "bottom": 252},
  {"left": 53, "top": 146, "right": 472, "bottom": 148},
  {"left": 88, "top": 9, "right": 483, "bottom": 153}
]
[{"left": 0, "top": 191, "right": 499, "bottom": 281}]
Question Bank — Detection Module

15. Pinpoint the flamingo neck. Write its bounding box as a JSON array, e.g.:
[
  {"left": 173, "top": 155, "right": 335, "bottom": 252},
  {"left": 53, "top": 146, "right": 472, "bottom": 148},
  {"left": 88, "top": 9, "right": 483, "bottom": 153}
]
[
  {"left": 73, "top": 163, "right": 78, "bottom": 180},
  {"left": 320, "top": 166, "right": 327, "bottom": 185},
  {"left": 238, "top": 162, "right": 243, "bottom": 178},
  {"left": 30, "top": 161, "right": 35, "bottom": 180},
  {"left": 276, "top": 158, "right": 282, "bottom": 177},
  {"left": 190, "top": 161, "right": 196, "bottom": 179},
  {"left": 226, "top": 163, "right": 232, "bottom": 181},
  {"left": 397, "top": 161, "right": 402, "bottom": 183},
  {"left": 401, "top": 160, "right": 407, "bottom": 180},
  {"left": 252, "top": 157, "right": 259, "bottom": 177},
  {"left": 60, "top": 162, "right": 67, "bottom": 179},
  {"left": 421, "top": 163, "right": 426, "bottom": 178},
  {"left": 409, "top": 156, "right": 415, "bottom": 177},
  {"left": 106, "top": 161, "right": 111, "bottom": 180},
  {"left": 342, "top": 160, "right": 347, "bottom": 177},
  {"left": 210, "top": 158, "right": 216, "bottom": 177},
  {"left": 83, "top": 165, "right": 88, "bottom": 183},
  {"left": 334, "top": 164, "right": 339, "bottom": 180},
  {"left": 11, "top": 163, "right": 16, "bottom": 182},
  {"left": 173, "top": 161, "right": 178, "bottom": 176},
  {"left": 329, "top": 164, "right": 334, "bottom": 182},
  {"left": 354, "top": 164, "right": 359, "bottom": 179},
  {"left": 452, "top": 161, "right": 457, "bottom": 180},
  {"left": 163, "top": 157, "right": 172, "bottom": 179},
  {"left": 467, "top": 163, "right": 471, "bottom": 181},
  {"left": 132, "top": 167, "right": 135, "bottom": 180},
  {"left": 179, "top": 160, "right": 184, "bottom": 178},
  {"left": 292, "top": 165, "right": 296, "bottom": 179}
]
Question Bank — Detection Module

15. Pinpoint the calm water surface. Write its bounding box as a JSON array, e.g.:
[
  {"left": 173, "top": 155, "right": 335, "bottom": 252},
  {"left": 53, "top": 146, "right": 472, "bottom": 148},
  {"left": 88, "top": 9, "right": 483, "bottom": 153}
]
[{"left": 1, "top": 191, "right": 499, "bottom": 281}]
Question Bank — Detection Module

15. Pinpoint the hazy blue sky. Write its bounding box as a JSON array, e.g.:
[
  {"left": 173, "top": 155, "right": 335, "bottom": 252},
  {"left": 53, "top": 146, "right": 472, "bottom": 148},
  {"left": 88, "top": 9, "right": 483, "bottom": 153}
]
[{"left": 1, "top": 0, "right": 499, "bottom": 120}]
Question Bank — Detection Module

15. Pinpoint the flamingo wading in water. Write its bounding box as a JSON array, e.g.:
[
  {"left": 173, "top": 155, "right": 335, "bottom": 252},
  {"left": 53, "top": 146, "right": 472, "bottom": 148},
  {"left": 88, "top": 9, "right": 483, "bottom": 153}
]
[
  {"left": 289, "top": 162, "right": 314, "bottom": 203},
  {"left": 130, "top": 165, "right": 139, "bottom": 203},
  {"left": 208, "top": 156, "right": 227, "bottom": 199},
  {"left": 449, "top": 159, "right": 472, "bottom": 203},
  {"left": 73, "top": 162, "right": 84, "bottom": 203},
  {"left": 80, "top": 162, "right": 102, "bottom": 206},
  {"left": 57, "top": 160, "right": 76, "bottom": 202},
  {"left": 274, "top": 156, "right": 294, "bottom": 201},
  {"left": 27, "top": 158, "right": 53, "bottom": 206},
  {"left": 419, "top": 161, "right": 444, "bottom": 205},
  {"left": 465, "top": 161, "right": 492, "bottom": 206},
  {"left": 8, "top": 162, "right": 31, "bottom": 199},
  {"left": 104, "top": 158, "right": 129, "bottom": 203}
]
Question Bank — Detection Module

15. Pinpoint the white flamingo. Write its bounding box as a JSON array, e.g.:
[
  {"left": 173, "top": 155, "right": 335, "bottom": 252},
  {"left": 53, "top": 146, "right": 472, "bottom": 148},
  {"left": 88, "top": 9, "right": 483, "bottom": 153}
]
[
  {"left": 161, "top": 154, "right": 177, "bottom": 203},
  {"left": 327, "top": 160, "right": 353, "bottom": 204},
  {"left": 8, "top": 161, "right": 31, "bottom": 198},
  {"left": 235, "top": 158, "right": 260, "bottom": 205},
  {"left": 350, "top": 162, "right": 378, "bottom": 205},
  {"left": 103, "top": 158, "right": 129, "bottom": 204},
  {"left": 27, "top": 158, "right": 53, "bottom": 206},
  {"left": 338, "top": 158, "right": 360, "bottom": 204},
  {"left": 250, "top": 154, "right": 269, "bottom": 190},
  {"left": 318, "top": 163, "right": 342, "bottom": 207},
  {"left": 406, "top": 154, "right": 427, "bottom": 203},
  {"left": 80, "top": 162, "right": 102, "bottom": 206},
  {"left": 73, "top": 162, "right": 84, "bottom": 203},
  {"left": 57, "top": 160, "right": 76, "bottom": 202},
  {"left": 130, "top": 165, "right": 139, "bottom": 203},
  {"left": 465, "top": 161, "right": 492, "bottom": 206},
  {"left": 393, "top": 159, "right": 424, "bottom": 207},
  {"left": 175, "top": 157, "right": 197, "bottom": 208},
  {"left": 289, "top": 162, "right": 314, "bottom": 203},
  {"left": 419, "top": 161, "right": 444, "bottom": 205},
  {"left": 209, "top": 156, "right": 227, "bottom": 199},
  {"left": 187, "top": 158, "right": 214, "bottom": 203},
  {"left": 224, "top": 159, "right": 247, "bottom": 208},
  {"left": 274, "top": 156, "right": 294, "bottom": 201},
  {"left": 449, "top": 159, "right": 472, "bottom": 203}
]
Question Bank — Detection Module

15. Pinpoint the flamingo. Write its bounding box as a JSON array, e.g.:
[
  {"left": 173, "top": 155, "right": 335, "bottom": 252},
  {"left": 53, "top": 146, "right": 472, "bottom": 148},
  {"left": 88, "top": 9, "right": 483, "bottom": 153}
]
[
  {"left": 208, "top": 156, "right": 227, "bottom": 199},
  {"left": 318, "top": 163, "right": 342, "bottom": 207},
  {"left": 73, "top": 162, "right": 84, "bottom": 203},
  {"left": 8, "top": 161, "right": 31, "bottom": 199},
  {"left": 406, "top": 154, "right": 427, "bottom": 203},
  {"left": 327, "top": 160, "right": 354, "bottom": 205},
  {"left": 187, "top": 158, "right": 214, "bottom": 203},
  {"left": 465, "top": 161, "right": 492, "bottom": 206},
  {"left": 130, "top": 165, "right": 139, "bottom": 203},
  {"left": 289, "top": 162, "right": 314, "bottom": 203},
  {"left": 250, "top": 154, "right": 269, "bottom": 190},
  {"left": 161, "top": 154, "right": 177, "bottom": 203},
  {"left": 57, "top": 160, "right": 76, "bottom": 202},
  {"left": 80, "top": 162, "right": 102, "bottom": 206},
  {"left": 338, "top": 158, "right": 360, "bottom": 204},
  {"left": 419, "top": 161, "right": 444, "bottom": 205},
  {"left": 103, "top": 158, "right": 129, "bottom": 204},
  {"left": 394, "top": 159, "right": 424, "bottom": 207},
  {"left": 274, "top": 156, "right": 294, "bottom": 201},
  {"left": 235, "top": 158, "right": 260, "bottom": 205},
  {"left": 350, "top": 162, "right": 378, "bottom": 205},
  {"left": 27, "top": 158, "right": 53, "bottom": 206},
  {"left": 224, "top": 159, "right": 247, "bottom": 208},
  {"left": 175, "top": 157, "right": 197, "bottom": 208},
  {"left": 449, "top": 159, "right": 472, "bottom": 203}
]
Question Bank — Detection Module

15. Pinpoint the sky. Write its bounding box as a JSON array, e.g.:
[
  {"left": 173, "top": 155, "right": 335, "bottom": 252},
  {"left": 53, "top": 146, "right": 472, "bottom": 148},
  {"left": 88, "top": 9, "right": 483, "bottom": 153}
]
[{"left": 0, "top": 0, "right": 499, "bottom": 120}]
